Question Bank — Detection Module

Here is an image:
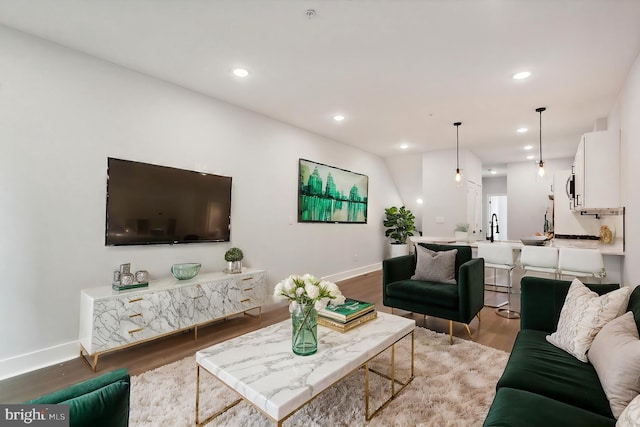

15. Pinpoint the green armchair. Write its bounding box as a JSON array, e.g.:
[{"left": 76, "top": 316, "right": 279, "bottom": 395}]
[{"left": 382, "top": 243, "right": 485, "bottom": 343}]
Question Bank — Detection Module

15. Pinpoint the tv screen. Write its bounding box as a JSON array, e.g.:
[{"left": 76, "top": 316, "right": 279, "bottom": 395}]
[{"left": 105, "top": 158, "right": 232, "bottom": 246}]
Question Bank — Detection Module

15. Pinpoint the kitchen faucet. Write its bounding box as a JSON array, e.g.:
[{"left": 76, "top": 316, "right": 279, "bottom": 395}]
[{"left": 489, "top": 213, "right": 500, "bottom": 243}]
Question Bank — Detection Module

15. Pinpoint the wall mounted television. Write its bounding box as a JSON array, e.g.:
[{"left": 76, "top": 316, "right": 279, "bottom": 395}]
[{"left": 105, "top": 158, "right": 232, "bottom": 246}]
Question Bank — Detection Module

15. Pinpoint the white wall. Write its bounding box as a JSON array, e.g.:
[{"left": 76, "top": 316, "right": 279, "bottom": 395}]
[
  {"left": 506, "top": 158, "right": 573, "bottom": 240},
  {"left": 610, "top": 50, "right": 640, "bottom": 286},
  {"left": 482, "top": 176, "right": 507, "bottom": 239},
  {"left": 421, "top": 149, "right": 481, "bottom": 236},
  {"left": 0, "top": 25, "right": 402, "bottom": 378},
  {"left": 385, "top": 153, "right": 423, "bottom": 231}
]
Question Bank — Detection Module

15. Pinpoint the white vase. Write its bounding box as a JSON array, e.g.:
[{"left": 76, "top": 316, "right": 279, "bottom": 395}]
[
  {"left": 389, "top": 243, "right": 409, "bottom": 258},
  {"left": 454, "top": 231, "right": 468, "bottom": 242}
]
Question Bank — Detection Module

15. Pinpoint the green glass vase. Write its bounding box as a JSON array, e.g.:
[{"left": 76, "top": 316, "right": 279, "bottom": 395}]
[{"left": 291, "top": 303, "right": 318, "bottom": 356}]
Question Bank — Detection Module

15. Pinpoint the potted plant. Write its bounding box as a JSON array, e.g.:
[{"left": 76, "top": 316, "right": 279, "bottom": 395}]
[
  {"left": 224, "top": 247, "right": 244, "bottom": 274},
  {"left": 383, "top": 206, "right": 416, "bottom": 258},
  {"left": 454, "top": 223, "right": 469, "bottom": 242}
]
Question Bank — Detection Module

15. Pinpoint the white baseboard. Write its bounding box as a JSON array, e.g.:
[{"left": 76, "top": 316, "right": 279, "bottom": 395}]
[
  {"left": 0, "top": 341, "right": 79, "bottom": 381},
  {"left": 322, "top": 262, "right": 381, "bottom": 284}
]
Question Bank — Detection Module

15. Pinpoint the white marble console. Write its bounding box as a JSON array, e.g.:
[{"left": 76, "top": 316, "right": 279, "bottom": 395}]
[{"left": 79, "top": 268, "right": 266, "bottom": 370}]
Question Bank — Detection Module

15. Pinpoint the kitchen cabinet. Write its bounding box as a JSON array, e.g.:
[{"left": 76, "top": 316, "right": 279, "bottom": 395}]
[{"left": 572, "top": 130, "right": 620, "bottom": 210}]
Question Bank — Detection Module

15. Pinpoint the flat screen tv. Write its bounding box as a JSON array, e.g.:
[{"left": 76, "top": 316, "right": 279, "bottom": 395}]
[{"left": 105, "top": 158, "right": 232, "bottom": 246}]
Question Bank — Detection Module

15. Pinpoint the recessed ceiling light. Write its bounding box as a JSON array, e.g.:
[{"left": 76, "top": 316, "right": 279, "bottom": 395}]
[
  {"left": 233, "top": 68, "right": 249, "bottom": 77},
  {"left": 513, "top": 71, "right": 531, "bottom": 80},
  {"left": 333, "top": 115, "right": 345, "bottom": 122},
  {"left": 416, "top": 198, "right": 423, "bottom": 204},
  {"left": 400, "top": 143, "right": 409, "bottom": 150},
  {"left": 517, "top": 128, "right": 528, "bottom": 133},
  {"left": 491, "top": 170, "right": 497, "bottom": 175},
  {"left": 526, "top": 155, "right": 535, "bottom": 160},
  {"left": 524, "top": 145, "right": 533, "bottom": 150}
]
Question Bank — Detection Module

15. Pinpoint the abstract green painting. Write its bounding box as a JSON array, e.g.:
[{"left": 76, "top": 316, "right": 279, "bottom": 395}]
[{"left": 298, "top": 159, "right": 368, "bottom": 223}]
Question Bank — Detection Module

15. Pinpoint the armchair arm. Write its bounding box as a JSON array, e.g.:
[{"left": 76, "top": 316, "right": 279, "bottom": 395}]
[
  {"left": 457, "top": 257, "right": 484, "bottom": 323},
  {"left": 382, "top": 254, "right": 416, "bottom": 287},
  {"left": 520, "top": 277, "right": 619, "bottom": 332}
]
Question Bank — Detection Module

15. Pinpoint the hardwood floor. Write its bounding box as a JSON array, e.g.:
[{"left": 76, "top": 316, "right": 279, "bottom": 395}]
[{"left": 0, "top": 270, "right": 519, "bottom": 403}]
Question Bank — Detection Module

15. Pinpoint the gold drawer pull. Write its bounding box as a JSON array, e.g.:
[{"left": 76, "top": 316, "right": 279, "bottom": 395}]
[
  {"left": 240, "top": 298, "right": 250, "bottom": 303},
  {"left": 128, "top": 297, "right": 143, "bottom": 303},
  {"left": 242, "top": 277, "right": 253, "bottom": 281},
  {"left": 129, "top": 313, "right": 142, "bottom": 318},
  {"left": 128, "top": 327, "right": 143, "bottom": 334},
  {"left": 243, "top": 287, "right": 253, "bottom": 291}
]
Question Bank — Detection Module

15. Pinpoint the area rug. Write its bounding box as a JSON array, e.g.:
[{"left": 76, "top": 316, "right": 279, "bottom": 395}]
[{"left": 130, "top": 326, "right": 509, "bottom": 426}]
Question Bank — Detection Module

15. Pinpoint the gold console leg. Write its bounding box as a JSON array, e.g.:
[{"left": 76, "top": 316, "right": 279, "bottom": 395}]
[
  {"left": 79, "top": 346, "right": 99, "bottom": 372},
  {"left": 449, "top": 320, "right": 453, "bottom": 345}
]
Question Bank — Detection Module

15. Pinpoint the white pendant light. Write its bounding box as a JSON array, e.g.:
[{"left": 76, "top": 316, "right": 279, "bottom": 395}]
[
  {"left": 454, "top": 122, "right": 462, "bottom": 182},
  {"left": 536, "top": 107, "right": 546, "bottom": 177}
]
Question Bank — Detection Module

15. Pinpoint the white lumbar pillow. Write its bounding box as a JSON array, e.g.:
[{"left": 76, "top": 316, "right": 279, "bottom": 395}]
[
  {"left": 546, "top": 278, "right": 631, "bottom": 363},
  {"left": 589, "top": 312, "right": 640, "bottom": 418}
]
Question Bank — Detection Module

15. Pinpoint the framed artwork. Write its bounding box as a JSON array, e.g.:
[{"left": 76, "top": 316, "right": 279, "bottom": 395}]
[{"left": 298, "top": 158, "right": 368, "bottom": 223}]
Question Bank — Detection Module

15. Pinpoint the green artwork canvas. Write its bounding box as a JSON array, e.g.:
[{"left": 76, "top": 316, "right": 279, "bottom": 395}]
[{"left": 298, "top": 159, "right": 368, "bottom": 223}]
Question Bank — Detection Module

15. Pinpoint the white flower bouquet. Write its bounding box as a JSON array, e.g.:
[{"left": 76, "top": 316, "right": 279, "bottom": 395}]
[{"left": 273, "top": 273, "right": 346, "bottom": 312}]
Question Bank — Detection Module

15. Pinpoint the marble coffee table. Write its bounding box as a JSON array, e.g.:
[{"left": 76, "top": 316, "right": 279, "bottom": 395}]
[{"left": 195, "top": 311, "right": 415, "bottom": 426}]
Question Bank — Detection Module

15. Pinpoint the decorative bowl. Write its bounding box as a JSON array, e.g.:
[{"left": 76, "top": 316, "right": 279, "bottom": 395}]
[
  {"left": 520, "top": 236, "right": 549, "bottom": 246},
  {"left": 171, "top": 263, "right": 201, "bottom": 280}
]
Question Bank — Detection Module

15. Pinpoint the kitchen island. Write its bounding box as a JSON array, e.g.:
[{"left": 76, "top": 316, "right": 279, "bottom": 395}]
[{"left": 410, "top": 236, "right": 624, "bottom": 283}]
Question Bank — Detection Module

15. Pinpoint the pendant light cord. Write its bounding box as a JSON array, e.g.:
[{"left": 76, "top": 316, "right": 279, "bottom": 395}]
[
  {"left": 539, "top": 109, "right": 542, "bottom": 162},
  {"left": 536, "top": 107, "right": 546, "bottom": 163},
  {"left": 454, "top": 122, "right": 462, "bottom": 171},
  {"left": 456, "top": 125, "right": 459, "bottom": 169}
]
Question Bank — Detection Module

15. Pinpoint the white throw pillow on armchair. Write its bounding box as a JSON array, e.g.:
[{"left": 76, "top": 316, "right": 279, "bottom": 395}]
[{"left": 546, "top": 278, "right": 631, "bottom": 362}]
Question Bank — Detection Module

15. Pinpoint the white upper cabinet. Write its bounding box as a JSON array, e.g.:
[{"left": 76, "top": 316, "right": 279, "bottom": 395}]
[{"left": 572, "top": 130, "right": 621, "bottom": 210}]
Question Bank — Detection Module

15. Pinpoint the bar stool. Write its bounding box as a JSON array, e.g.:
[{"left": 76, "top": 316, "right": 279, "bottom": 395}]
[
  {"left": 477, "top": 243, "right": 519, "bottom": 319},
  {"left": 558, "top": 248, "right": 606, "bottom": 281},
  {"left": 521, "top": 246, "right": 559, "bottom": 279}
]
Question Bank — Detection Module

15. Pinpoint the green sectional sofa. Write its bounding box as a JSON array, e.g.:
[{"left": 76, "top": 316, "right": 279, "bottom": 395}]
[
  {"left": 25, "top": 368, "right": 130, "bottom": 427},
  {"left": 483, "top": 277, "right": 640, "bottom": 427}
]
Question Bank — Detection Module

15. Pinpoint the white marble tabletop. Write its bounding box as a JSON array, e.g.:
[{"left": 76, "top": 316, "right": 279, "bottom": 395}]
[{"left": 196, "top": 311, "right": 415, "bottom": 422}]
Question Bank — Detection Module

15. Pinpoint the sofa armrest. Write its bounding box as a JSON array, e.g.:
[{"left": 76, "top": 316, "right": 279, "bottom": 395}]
[
  {"left": 382, "top": 254, "right": 416, "bottom": 287},
  {"left": 26, "top": 368, "right": 130, "bottom": 427},
  {"left": 458, "top": 257, "right": 485, "bottom": 323},
  {"left": 520, "top": 277, "right": 620, "bottom": 332}
]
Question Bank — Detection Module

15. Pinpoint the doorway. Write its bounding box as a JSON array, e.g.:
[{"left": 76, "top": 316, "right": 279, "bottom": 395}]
[{"left": 487, "top": 195, "right": 507, "bottom": 241}]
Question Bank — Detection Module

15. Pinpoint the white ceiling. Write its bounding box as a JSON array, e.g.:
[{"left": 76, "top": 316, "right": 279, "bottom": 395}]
[{"left": 1, "top": 0, "right": 639, "bottom": 173}]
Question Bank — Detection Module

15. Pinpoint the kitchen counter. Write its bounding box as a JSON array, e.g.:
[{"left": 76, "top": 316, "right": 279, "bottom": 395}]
[
  {"left": 411, "top": 236, "right": 624, "bottom": 255},
  {"left": 551, "top": 238, "right": 624, "bottom": 256},
  {"left": 411, "top": 235, "right": 625, "bottom": 284}
]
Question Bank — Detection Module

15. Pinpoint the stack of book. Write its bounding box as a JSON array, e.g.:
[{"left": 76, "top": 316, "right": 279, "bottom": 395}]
[{"left": 318, "top": 298, "right": 377, "bottom": 332}]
